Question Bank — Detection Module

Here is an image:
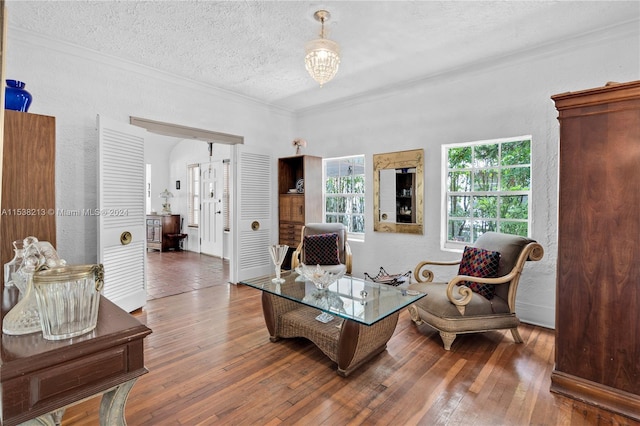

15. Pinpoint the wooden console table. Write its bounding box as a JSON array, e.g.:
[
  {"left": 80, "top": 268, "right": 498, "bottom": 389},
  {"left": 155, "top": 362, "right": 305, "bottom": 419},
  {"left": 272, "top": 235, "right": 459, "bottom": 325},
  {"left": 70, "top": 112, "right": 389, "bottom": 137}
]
[{"left": 1, "top": 287, "right": 152, "bottom": 425}]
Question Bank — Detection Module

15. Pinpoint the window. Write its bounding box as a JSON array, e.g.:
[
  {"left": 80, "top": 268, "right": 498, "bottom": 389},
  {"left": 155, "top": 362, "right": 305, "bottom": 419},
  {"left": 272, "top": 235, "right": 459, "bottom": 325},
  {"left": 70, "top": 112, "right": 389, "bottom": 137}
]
[
  {"left": 187, "top": 163, "right": 200, "bottom": 227},
  {"left": 443, "top": 136, "right": 531, "bottom": 249},
  {"left": 324, "top": 155, "right": 365, "bottom": 234},
  {"left": 223, "top": 159, "right": 230, "bottom": 232}
]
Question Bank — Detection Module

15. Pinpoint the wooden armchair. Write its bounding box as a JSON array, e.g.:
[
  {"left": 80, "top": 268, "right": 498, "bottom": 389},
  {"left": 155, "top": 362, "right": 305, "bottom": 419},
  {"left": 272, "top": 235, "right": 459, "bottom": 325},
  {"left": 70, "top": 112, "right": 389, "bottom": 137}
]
[
  {"left": 407, "top": 232, "right": 543, "bottom": 350},
  {"left": 291, "top": 223, "right": 352, "bottom": 275}
]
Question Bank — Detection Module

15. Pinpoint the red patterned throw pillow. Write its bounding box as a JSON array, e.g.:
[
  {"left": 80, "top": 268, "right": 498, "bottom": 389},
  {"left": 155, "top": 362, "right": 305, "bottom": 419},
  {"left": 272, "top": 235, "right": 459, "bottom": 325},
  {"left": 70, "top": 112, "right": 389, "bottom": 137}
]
[
  {"left": 456, "top": 246, "right": 501, "bottom": 299},
  {"left": 304, "top": 233, "right": 340, "bottom": 265}
]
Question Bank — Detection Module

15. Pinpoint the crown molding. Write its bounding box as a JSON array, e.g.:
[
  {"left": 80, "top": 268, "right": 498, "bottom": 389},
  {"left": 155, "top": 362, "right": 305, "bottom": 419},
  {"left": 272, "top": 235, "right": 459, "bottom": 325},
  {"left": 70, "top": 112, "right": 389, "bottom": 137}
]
[
  {"left": 6, "top": 26, "right": 295, "bottom": 118},
  {"left": 7, "top": 17, "right": 637, "bottom": 119},
  {"left": 295, "top": 18, "right": 640, "bottom": 118}
]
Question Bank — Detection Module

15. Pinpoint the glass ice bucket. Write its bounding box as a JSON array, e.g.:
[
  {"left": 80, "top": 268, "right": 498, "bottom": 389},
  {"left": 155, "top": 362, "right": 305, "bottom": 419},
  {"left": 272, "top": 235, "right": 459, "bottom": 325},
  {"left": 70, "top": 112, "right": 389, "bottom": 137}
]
[{"left": 33, "top": 264, "right": 104, "bottom": 340}]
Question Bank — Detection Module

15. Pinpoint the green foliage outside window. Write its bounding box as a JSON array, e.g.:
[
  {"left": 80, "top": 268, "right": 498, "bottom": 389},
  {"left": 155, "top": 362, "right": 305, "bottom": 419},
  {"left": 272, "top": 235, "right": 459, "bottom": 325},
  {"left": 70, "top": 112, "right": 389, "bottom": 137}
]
[
  {"left": 446, "top": 138, "right": 531, "bottom": 244},
  {"left": 324, "top": 156, "right": 365, "bottom": 234}
]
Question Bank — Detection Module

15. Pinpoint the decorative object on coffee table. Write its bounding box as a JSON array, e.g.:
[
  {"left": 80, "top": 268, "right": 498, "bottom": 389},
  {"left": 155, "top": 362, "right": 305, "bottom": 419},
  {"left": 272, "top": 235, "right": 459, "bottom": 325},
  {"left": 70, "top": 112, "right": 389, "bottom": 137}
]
[
  {"left": 295, "top": 263, "right": 345, "bottom": 289},
  {"left": 269, "top": 244, "right": 289, "bottom": 284},
  {"left": 302, "top": 287, "right": 345, "bottom": 323},
  {"left": 296, "top": 263, "right": 345, "bottom": 323},
  {"left": 364, "top": 266, "right": 411, "bottom": 286}
]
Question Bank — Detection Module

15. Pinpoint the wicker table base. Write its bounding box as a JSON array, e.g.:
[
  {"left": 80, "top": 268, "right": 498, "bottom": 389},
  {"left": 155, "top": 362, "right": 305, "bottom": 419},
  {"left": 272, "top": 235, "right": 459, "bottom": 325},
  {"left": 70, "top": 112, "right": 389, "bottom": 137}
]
[{"left": 261, "top": 292, "right": 399, "bottom": 376}]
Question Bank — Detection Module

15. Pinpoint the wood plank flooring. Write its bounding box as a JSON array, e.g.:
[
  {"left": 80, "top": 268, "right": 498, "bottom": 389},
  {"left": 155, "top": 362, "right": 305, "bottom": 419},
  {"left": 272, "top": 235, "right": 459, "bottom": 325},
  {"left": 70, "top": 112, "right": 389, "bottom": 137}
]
[
  {"left": 61, "top": 252, "right": 638, "bottom": 425},
  {"left": 145, "top": 250, "right": 229, "bottom": 300}
]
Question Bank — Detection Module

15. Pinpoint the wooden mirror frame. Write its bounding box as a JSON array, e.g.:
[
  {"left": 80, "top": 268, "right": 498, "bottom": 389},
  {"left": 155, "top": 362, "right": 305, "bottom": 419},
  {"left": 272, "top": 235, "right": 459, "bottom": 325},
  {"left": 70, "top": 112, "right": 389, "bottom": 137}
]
[{"left": 373, "top": 148, "right": 424, "bottom": 234}]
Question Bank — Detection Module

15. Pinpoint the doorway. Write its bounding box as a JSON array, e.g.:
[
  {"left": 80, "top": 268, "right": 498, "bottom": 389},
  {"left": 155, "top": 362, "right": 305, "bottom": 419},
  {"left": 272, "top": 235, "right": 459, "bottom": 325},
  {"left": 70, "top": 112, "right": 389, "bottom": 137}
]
[
  {"left": 133, "top": 116, "right": 274, "bottom": 284},
  {"left": 199, "top": 159, "right": 224, "bottom": 257},
  {"left": 134, "top": 116, "right": 241, "bottom": 259}
]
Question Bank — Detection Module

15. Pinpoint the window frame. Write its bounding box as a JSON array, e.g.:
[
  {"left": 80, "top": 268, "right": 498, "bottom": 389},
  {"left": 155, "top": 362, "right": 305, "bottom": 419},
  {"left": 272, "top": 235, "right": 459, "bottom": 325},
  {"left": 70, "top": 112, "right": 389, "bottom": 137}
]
[
  {"left": 187, "top": 163, "right": 200, "bottom": 228},
  {"left": 441, "top": 135, "right": 532, "bottom": 251},
  {"left": 223, "top": 159, "right": 230, "bottom": 232},
  {"left": 323, "top": 155, "right": 366, "bottom": 239}
]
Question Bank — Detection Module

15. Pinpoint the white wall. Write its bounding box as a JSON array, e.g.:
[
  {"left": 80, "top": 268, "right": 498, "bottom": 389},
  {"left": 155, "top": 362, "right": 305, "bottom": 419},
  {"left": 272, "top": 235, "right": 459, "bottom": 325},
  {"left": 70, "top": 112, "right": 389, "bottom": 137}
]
[
  {"left": 6, "top": 29, "right": 295, "bottom": 265},
  {"left": 144, "top": 134, "right": 179, "bottom": 214},
  {"left": 295, "top": 21, "right": 640, "bottom": 328}
]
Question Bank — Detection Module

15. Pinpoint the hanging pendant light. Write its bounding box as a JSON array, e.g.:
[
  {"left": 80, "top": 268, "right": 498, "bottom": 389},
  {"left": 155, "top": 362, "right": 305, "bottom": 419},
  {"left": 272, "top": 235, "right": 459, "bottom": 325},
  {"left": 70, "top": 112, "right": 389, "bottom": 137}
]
[{"left": 305, "top": 10, "right": 340, "bottom": 87}]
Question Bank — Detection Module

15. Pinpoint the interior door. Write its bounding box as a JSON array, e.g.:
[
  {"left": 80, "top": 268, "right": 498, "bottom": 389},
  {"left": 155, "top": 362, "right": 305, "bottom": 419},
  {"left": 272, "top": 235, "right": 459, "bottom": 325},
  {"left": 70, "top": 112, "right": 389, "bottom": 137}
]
[
  {"left": 230, "top": 145, "right": 273, "bottom": 283},
  {"left": 200, "top": 160, "right": 223, "bottom": 257},
  {"left": 97, "top": 115, "right": 147, "bottom": 312}
]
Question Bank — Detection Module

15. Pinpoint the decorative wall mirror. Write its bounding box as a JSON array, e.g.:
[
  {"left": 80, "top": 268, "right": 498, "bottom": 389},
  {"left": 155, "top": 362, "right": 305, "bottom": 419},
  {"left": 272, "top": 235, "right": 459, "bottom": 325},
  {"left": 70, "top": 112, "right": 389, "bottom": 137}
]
[{"left": 373, "top": 149, "right": 424, "bottom": 234}]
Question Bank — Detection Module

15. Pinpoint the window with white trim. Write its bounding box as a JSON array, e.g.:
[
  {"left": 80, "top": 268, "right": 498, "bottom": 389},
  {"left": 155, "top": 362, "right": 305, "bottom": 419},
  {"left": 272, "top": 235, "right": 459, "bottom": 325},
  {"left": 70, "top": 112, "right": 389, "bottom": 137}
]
[
  {"left": 223, "top": 159, "right": 230, "bottom": 232},
  {"left": 324, "top": 155, "right": 365, "bottom": 234},
  {"left": 443, "top": 136, "right": 531, "bottom": 249},
  {"left": 187, "top": 163, "right": 200, "bottom": 227}
]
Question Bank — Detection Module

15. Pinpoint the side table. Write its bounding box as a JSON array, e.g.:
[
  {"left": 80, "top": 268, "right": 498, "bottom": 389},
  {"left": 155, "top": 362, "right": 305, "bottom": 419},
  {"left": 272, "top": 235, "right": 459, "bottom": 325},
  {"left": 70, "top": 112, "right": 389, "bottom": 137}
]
[{"left": 1, "top": 287, "right": 152, "bottom": 426}]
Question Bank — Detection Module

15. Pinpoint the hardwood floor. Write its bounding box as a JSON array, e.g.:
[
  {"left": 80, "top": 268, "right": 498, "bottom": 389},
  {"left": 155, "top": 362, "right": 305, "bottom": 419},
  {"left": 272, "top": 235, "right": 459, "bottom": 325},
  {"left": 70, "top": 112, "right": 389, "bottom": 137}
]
[
  {"left": 61, "top": 253, "right": 638, "bottom": 425},
  {"left": 145, "top": 250, "right": 229, "bottom": 300}
]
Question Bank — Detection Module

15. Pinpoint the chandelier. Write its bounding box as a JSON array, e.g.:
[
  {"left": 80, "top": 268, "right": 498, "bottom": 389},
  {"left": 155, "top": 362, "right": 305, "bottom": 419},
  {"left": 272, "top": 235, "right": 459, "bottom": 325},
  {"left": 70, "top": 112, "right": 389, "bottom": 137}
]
[{"left": 305, "top": 10, "right": 340, "bottom": 87}]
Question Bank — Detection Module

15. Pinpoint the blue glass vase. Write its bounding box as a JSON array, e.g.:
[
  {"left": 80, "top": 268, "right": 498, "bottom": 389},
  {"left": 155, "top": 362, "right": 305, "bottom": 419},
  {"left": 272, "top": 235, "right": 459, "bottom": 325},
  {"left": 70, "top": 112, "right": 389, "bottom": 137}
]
[{"left": 5, "top": 80, "right": 32, "bottom": 112}]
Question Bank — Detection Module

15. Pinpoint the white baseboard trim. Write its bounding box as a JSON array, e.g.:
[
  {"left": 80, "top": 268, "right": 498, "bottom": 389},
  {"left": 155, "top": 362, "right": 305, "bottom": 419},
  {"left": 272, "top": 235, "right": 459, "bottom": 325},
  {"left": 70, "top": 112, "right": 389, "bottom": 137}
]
[{"left": 516, "top": 301, "right": 555, "bottom": 329}]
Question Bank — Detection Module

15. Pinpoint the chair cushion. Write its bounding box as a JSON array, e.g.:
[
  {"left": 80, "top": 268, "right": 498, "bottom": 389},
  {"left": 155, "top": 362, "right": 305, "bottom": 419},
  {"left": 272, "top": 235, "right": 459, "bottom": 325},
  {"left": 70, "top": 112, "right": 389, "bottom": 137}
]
[
  {"left": 457, "top": 246, "right": 501, "bottom": 299},
  {"left": 408, "top": 282, "right": 511, "bottom": 318},
  {"left": 304, "top": 233, "right": 340, "bottom": 265}
]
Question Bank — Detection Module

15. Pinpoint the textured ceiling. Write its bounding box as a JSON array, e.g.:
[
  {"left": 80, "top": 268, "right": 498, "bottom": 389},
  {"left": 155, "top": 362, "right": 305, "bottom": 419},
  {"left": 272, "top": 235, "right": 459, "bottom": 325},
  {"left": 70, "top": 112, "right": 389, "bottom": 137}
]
[{"left": 6, "top": 1, "right": 640, "bottom": 111}]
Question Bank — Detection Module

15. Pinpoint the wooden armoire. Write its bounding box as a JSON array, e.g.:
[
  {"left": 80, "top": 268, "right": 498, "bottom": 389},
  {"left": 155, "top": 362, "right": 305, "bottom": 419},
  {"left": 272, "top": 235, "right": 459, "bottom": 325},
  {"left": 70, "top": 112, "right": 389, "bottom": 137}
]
[
  {"left": 551, "top": 81, "right": 640, "bottom": 420},
  {"left": 1, "top": 110, "right": 56, "bottom": 285}
]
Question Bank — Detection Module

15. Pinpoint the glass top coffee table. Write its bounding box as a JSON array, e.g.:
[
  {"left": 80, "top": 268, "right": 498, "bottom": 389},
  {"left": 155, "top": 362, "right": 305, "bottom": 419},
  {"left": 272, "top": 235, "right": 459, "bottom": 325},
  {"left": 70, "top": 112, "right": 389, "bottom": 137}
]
[{"left": 241, "top": 272, "right": 426, "bottom": 376}]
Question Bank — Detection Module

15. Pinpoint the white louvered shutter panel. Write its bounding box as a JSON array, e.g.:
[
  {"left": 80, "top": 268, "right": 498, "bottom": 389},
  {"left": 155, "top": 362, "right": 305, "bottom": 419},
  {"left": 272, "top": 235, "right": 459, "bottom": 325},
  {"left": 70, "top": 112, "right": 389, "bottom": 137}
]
[
  {"left": 97, "top": 115, "right": 147, "bottom": 312},
  {"left": 231, "top": 145, "right": 273, "bottom": 282}
]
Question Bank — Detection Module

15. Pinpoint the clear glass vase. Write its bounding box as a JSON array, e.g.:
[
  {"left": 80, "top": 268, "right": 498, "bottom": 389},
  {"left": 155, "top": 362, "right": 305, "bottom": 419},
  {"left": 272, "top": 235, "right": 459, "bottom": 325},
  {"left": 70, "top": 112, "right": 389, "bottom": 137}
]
[
  {"left": 2, "top": 271, "right": 41, "bottom": 335},
  {"left": 4, "top": 240, "right": 25, "bottom": 293}
]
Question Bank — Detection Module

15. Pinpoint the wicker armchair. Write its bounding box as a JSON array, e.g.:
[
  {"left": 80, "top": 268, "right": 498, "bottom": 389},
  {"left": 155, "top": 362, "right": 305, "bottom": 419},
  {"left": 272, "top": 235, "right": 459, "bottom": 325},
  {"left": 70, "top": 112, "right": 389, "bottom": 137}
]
[
  {"left": 407, "top": 232, "right": 543, "bottom": 350},
  {"left": 291, "top": 223, "right": 352, "bottom": 275}
]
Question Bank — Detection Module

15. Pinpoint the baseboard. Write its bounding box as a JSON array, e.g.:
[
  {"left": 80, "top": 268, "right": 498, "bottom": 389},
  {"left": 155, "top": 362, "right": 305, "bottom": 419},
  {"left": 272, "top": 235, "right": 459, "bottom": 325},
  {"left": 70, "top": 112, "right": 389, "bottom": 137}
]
[
  {"left": 516, "top": 301, "right": 555, "bottom": 329},
  {"left": 551, "top": 370, "right": 640, "bottom": 421}
]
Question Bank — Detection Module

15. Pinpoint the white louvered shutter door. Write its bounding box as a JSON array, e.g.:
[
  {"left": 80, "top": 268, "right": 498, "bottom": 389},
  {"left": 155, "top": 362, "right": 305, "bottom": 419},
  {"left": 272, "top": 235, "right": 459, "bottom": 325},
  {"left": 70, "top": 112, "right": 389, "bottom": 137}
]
[
  {"left": 97, "top": 115, "right": 147, "bottom": 312},
  {"left": 230, "top": 145, "right": 273, "bottom": 283}
]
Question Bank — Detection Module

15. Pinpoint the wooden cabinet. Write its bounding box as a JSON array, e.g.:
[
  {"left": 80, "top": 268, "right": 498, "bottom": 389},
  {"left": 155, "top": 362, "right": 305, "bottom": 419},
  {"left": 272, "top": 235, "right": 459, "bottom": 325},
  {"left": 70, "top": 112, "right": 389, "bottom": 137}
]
[
  {"left": 278, "top": 156, "right": 322, "bottom": 266},
  {"left": 146, "top": 214, "right": 181, "bottom": 251},
  {"left": 279, "top": 194, "right": 305, "bottom": 223},
  {"left": 551, "top": 81, "right": 640, "bottom": 420},
  {"left": 1, "top": 111, "right": 56, "bottom": 285}
]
